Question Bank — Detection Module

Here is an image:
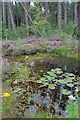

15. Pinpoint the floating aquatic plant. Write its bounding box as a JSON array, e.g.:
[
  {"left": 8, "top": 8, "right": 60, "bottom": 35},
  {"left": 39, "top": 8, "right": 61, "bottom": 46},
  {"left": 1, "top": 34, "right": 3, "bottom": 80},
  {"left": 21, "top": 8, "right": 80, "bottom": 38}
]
[
  {"left": 37, "top": 68, "right": 78, "bottom": 92},
  {"left": 61, "top": 89, "right": 71, "bottom": 95},
  {"left": 66, "top": 83, "right": 74, "bottom": 88},
  {"left": 48, "top": 84, "right": 55, "bottom": 90}
]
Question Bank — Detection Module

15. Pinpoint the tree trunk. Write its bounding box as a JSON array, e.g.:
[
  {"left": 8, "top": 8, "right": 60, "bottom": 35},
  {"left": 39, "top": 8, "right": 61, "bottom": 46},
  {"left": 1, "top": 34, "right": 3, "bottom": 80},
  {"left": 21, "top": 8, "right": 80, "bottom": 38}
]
[
  {"left": 6, "top": 2, "right": 11, "bottom": 29},
  {"left": 2, "top": 0, "right": 6, "bottom": 27},
  {"left": 58, "top": 1, "right": 62, "bottom": 32},
  {"left": 74, "top": 2, "right": 78, "bottom": 25},
  {"left": 78, "top": 2, "right": 80, "bottom": 29},
  {"left": 8, "top": 1, "right": 16, "bottom": 31},
  {"left": 21, "top": 3, "right": 24, "bottom": 26},
  {"left": 0, "top": 1, "right": 2, "bottom": 39},
  {"left": 77, "top": 2, "right": 80, "bottom": 74},
  {"left": 48, "top": 3, "right": 54, "bottom": 27},
  {"left": 8, "top": 8, "right": 11, "bottom": 29},
  {"left": 15, "top": 2, "right": 18, "bottom": 27},
  {"left": 44, "top": 2, "right": 48, "bottom": 21},
  {"left": 24, "top": 2, "right": 29, "bottom": 38},
  {"left": 77, "top": 1, "right": 80, "bottom": 42},
  {"left": 64, "top": 2, "right": 68, "bottom": 27}
]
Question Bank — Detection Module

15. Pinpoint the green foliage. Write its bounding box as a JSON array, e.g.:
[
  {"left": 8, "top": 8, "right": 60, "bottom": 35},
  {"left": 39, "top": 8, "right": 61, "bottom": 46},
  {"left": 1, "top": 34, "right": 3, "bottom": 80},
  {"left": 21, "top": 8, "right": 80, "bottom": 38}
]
[
  {"left": 15, "top": 89, "right": 26, "bottom": 97},
  {"left": 2, "top": 1, "right": 78, "bottom": 41},
  {"left": 77, "top": 30, "right": 80, "bottom": 39},
  {"left": 28, "top": 5, "right": 51, "bottom": 37},
  {"left": 16, "top": 25, "right": 27, "bottom": 38},
  {"left": 7, "top": 62, "right": 30, "bottom": 84},
  {"left": 61, "top": 89, "right": 71, "bottom": 95},
  {"left": 65, "top": 100, "right": 78, "bottom": 118},
  {"left": 63, "top": 22, "right": 75, "bottom": 35},
  {"left": 65, "top": 91, "right": 79, "bottom": 118},
  {"left": 49, "top": 41, "right": 78, "bottom": 59},
  {"left": 35, "top": 110, "right": 61, "bottom": 118},
  {"left": 2, "top": 16, "right": 76, "bottom": 41},
  {"left": 35, "top": 68, "right": 78, "bottom": 94},
  {"left": 2, "top": 23, "right": 74, "bottom": 40},
  {"left": 59, "top": 32, "right": 72, "bottom": 40},
  {"left": 2, "top": 25, "right": 27, "bottom": 40},
  {"left": 2, "top": 29, "right": 16, "bottom": 40},
  {"left": 35, "top": 111, "right": 51, "bottom": 118},
  {"left": 50, "top": 46, "right": 69, "bottom": 56},
  {"left": 0, "top": 21, "right": 2, "bottom": 40},
  {"left": 2, "top": 93, "right": 17, "bottom": 117}
]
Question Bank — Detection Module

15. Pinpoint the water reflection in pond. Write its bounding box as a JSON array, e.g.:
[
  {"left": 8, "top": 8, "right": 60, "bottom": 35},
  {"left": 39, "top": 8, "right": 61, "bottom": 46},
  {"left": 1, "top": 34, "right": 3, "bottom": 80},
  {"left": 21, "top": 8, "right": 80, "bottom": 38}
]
[{"left": 28, "top": 55, "right": 79, "bottom": 76}]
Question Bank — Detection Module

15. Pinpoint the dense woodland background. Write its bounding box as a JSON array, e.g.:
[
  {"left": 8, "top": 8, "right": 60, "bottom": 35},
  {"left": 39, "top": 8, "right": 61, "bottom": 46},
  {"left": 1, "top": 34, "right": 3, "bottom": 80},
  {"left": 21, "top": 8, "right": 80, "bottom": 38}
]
[{"left": 1, "top": 1, "right": 80, "bottom": 40}]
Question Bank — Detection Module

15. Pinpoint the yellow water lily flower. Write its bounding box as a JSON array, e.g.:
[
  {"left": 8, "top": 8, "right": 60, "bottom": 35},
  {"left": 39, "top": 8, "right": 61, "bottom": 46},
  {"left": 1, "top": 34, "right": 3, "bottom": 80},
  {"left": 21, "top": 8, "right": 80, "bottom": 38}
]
[{"left": 3, "top": 92, "right": 10, "bottom": 97}]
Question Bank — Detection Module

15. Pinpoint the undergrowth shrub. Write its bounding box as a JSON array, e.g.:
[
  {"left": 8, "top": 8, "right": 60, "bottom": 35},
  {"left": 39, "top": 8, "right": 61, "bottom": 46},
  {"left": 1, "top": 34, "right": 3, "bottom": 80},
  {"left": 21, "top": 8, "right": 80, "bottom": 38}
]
[
  {"left": 2, "top": 21, "right": 77, "bottom": 42},
  {"left": 49, "top": 46, "right": 69, "bottom": 56},
  {"left": 63, "top": 22, "right": 75, "bottom": 35}
]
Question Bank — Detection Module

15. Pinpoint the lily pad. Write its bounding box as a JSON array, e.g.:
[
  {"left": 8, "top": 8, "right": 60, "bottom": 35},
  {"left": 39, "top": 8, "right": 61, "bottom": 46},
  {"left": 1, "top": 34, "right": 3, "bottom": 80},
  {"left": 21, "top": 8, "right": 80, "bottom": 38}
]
[
  {"left": 55, "top": 68, "right": 62, "bottom": 72},
  {"left": 39, "top": 83, "right": 48, "bottom": 88},
  {"left": 43, "top": 75, "right": 47, "bottom": 77},
  {"left": 58, "top": 79, "right": 67, "bottom": 84},
  {"left": 66, "top": 83, "right": 74, "bottom": 87},
  {"left": 61, "top": 89, "right": 71, "bottom": 95},
  {"left": 40, "top": 78, "right": 47, "bottom": 81},
  {"left": 41, "top": 81, "right": 48, "bottom": 85},
  {"left": 35, "top": 80, "right": 43, "bottom": 84},
  {"left": 66, "top": 73, "right": 75, "bottom": 77},
  {"left": 78, "top": 86, "right": 80, "bottom": 90},
  {"left": 66, "top": 76, "right": 73, "bottom": 81},
  {"left": 51, "top": 69, "right": 55, "bottom": 72},
  {"left": 48, "top": 84, "right": 55, "bottom": 90},
  {"left": 52, "top": 79, "right": 56, "bottom": 82},
  {"left": 74, "top": 82, "right": 78, "bottom": 85},
  {"left": 47, "top": 72, "right": 54, "bottom": 77},
  {"left": 46, "top": 76, "right": 54, "bottom": 80}
]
